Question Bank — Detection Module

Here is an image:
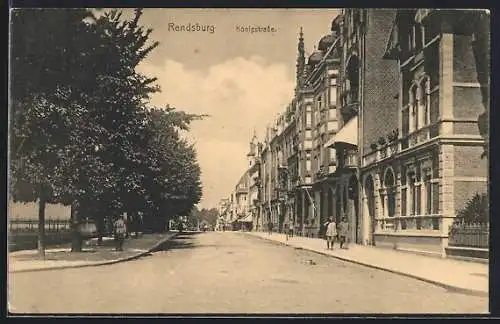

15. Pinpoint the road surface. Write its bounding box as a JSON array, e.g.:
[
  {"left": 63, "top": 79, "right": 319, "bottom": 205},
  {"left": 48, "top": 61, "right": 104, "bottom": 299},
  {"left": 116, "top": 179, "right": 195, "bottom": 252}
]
[{"left": 9, "top": 231, "right": 488, "bottom": 314}]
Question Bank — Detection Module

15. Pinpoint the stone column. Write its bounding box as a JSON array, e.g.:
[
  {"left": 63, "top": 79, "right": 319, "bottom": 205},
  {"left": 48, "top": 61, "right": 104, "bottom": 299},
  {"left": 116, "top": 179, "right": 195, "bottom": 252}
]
[
  {"left": 439, "top": 32, "right": 454, "bottom": 136},
  {"left": 439, "top": 144, "right": 455, "bottom": 257}
]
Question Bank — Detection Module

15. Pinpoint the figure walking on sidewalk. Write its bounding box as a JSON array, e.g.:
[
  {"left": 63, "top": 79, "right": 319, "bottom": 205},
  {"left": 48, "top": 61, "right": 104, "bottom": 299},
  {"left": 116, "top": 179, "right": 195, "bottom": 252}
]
[
  {"left": 338, "top": 217, "right": 349, "bottom": 249},
  {"left": 113, "top": 216, "right": 127, "bottom": 251},
  {"left": 268, "top": 221, "right": 273, "bottom": 235},
  {"left": 324, "top": 216, "right": 337, "bottom": 250},
  {"left": 285, "top": 222, "right": 290, "bottom": 241}
]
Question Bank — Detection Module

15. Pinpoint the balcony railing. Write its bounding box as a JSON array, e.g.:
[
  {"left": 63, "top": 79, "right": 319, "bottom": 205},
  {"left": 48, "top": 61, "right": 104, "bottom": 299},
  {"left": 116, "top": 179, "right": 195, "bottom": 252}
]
[{"left": 401, "top": 123, "right": 438, "bottom": 150}]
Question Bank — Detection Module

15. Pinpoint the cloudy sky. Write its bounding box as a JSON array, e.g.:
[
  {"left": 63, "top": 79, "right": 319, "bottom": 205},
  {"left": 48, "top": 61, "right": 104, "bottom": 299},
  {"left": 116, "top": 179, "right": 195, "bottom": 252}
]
[{"left": 133, "top": 8, "right": 340, "bottom": 209}]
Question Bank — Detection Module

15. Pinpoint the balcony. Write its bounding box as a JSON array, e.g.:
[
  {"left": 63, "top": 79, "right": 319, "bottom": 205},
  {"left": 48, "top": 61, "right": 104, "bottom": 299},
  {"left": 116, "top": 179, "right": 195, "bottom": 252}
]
[
  {"left": 342, "top": 149, "right": 358, "bottom": 168},
  {"left": 236, "top": 186, "right": 248, "bottom": 194},
  {"left": 401, "top": 123, "right": 438, "bottom": 151},
  {"left": 340, "top": 90, "right": 359, "bottom": 121}
]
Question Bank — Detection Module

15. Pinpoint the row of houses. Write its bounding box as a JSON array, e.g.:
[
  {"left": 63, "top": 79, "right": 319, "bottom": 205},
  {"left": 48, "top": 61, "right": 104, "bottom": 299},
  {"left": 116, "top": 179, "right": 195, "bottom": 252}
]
[{"left": 220, "top": 9, "right": 489, "bottom": 256}]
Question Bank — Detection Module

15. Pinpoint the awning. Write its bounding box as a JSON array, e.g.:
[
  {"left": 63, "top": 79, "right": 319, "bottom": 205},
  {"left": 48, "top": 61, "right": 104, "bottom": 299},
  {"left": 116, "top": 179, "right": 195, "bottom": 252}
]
[
  {"left": 238, "top": 214, "right": 253, "bottom": 223},
  {"left": 324, "top": 116, "right": 358, "bottom": 148}
]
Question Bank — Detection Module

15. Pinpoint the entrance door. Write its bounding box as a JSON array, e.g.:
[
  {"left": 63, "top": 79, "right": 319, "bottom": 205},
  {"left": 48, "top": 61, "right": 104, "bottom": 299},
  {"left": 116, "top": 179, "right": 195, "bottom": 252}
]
[
  {"left": 365, "top": 175, "right": 376, "bottom": 245},
  {"left": 348, "top": 175, "right": 361, "bottom": 244}
]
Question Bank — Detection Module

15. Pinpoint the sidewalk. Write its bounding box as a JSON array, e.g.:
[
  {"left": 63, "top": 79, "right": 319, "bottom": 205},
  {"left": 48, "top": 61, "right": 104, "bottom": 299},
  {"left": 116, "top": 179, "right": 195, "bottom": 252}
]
[
  {"left": 244, "top": 231, "right": 489, "bottom": 297},
  {"left": 8, "top": 232, "right": 178, "bottom": 273}
]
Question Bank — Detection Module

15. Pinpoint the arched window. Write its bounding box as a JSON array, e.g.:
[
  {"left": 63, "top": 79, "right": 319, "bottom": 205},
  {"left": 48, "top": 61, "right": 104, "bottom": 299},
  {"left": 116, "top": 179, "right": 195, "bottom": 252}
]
[
  {"left": 346, "top": 55, "right": 360, "bottom": 104},
  {"left": 384, "top": 168, "right": 396, "bottom": 217},
  {"left": 420, "top": 76, "right": 431, "bottom": 126},
  {"left": 409, "top": 83, "right": 419, "bottom": 132},
  {"left": 365, "top": 175, "right": 376, "bottom": 220}
]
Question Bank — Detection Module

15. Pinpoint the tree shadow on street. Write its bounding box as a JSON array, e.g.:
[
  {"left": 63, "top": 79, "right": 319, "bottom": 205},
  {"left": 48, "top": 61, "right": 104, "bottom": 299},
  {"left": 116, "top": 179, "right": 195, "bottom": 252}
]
[{"left": 152, "top": 237, "right": 197, "bottom": 252}]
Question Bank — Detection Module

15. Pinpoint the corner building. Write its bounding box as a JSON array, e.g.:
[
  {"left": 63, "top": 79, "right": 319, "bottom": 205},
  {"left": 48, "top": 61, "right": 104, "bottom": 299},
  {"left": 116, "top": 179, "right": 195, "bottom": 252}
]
[{"left": 360, "top": 9, "right": 488, "bottom": 255}]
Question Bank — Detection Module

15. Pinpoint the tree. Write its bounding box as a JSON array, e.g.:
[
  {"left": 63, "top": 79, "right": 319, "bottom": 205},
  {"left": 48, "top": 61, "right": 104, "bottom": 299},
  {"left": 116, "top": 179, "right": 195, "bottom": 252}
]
[
  {"left": 189, "top": 207, "right": 219, "bottom": 229},
  {"left": 454, "top": 193, "right": 489, "bottom": 224},
  {"left": 140, "top": 107, "right": 204, "bottom": 233},
  {"left": 10, "top": 8, "right": 207, "bottom": 255},
  {"left": 10, "top": 9, "right": 97, "bottom": 258}
]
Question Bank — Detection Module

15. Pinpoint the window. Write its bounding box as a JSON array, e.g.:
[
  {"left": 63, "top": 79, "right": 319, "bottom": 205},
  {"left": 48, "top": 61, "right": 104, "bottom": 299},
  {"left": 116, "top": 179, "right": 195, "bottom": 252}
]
[
  {"left": 384, "top": 169, "right": 396, "bottom": 217},
  {"left": 329, "top": 107, "right": 337, "bottom": 119},
  {"left": 425, "top": 174, "right": 432, "bottom": 214},
  {"left": 409, "top": 172, "right": 416, "bottom": 215},
  {"left": 409, "top": 25, "right": 415, "bottom": 51},
  {"left": 421, "top": 76, "right": 431, "bottom": 126},
  {"left": 410, "top": 84, "right": 419, "bottom": 132},
  {"left": 306, "top": 112, "right": 312, "bottom": 127},
  {"left": 402, "top": 109, "right": 409, "bottom": 133},
  {"left": 421, "top": 24, "right": 426, "bottom": 47},
  {"left": 415, "top": 24, "right": 423, "bottom": 50},
  {"left": 329, "top": 87, "right": 337, "bottom": 105},
  {"left": 401, "top": 188, "right": 407, "bottom": 216}
]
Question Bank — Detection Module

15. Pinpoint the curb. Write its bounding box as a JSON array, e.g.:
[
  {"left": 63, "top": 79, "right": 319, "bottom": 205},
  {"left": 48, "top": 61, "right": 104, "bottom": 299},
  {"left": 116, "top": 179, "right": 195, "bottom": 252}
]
[
  {"left": 9, "top": 232, "right": 179, "bottom": 274},
  {"left": 246, "top": 233, "right": 488, "bottom": 298}
]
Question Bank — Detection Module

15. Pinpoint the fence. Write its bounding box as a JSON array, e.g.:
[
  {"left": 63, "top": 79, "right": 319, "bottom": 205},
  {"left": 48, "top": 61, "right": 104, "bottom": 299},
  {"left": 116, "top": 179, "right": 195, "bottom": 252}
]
[
  {"left": 448, "top": 222, "right": 489, "bottom": 249},
  {"left": 8, "top": 218, "right": 97, "bottom": 252}
]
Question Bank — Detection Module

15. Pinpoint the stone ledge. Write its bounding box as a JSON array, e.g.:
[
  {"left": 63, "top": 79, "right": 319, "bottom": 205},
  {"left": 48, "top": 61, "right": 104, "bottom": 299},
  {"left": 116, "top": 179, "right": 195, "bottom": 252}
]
[{"left": 445, "top": 245, "right": 489, "bottom": 261}]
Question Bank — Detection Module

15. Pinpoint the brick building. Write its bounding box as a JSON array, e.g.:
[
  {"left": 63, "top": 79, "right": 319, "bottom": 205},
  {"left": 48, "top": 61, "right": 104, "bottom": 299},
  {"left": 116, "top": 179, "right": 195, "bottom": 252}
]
[
  {"left": 364, "top": 9, "right": 489, "bottom": 255},
  {"left": 223, "top": 9, "right": 489, "bottom": 257}
]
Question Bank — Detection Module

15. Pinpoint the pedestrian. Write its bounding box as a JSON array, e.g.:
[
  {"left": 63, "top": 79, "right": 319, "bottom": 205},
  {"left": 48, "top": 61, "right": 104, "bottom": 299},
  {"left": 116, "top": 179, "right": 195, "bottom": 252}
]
[
  {"left": 338, "top": 217, "right": 349, "bottom": 249},
  {"left": 284, "top": 222, "right": 290, "bottom": 241},
  {"left": 289, "top": 220, "right": 294, "bottom": 238},
  {"left": 113, "top": 216, "right": 127, "bottom": 252},
  {"left": 324, "top": 216, "right": 337, "bottom": 250},
  {"left": 268, "top": 221, "right": 273, "bottom": 235}
]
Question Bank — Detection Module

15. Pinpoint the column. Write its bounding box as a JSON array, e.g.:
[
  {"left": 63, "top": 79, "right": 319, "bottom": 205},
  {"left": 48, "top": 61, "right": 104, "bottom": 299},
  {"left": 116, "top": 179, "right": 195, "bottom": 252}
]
[
  {"left": 439, "top": 32, "right": 454, "bottom": 136},
  {"left": 440, "top": 144, "right": 455, "bottom": 257},
  {"left": 301, "top": 191, "right": 306, "bottom": 236}
]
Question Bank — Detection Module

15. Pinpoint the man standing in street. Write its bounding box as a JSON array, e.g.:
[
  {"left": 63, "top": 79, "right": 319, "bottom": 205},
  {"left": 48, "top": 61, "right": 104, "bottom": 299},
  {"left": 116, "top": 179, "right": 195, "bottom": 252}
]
[
  {"left": 113, "top": 216, "right": 127, "bottom": 252},
  {"left": 338, "top": 217, "right": 349, "bottom": 249}
]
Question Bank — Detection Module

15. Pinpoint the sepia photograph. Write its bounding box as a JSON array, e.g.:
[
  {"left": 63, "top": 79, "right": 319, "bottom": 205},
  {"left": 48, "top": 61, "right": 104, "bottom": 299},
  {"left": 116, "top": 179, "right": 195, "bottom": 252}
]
[{"left": 7, "top": 8, "right": 490, "bottom": 315}]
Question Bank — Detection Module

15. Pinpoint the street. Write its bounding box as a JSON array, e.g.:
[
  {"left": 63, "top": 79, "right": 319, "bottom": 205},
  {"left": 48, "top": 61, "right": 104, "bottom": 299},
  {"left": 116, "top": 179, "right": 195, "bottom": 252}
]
[{"left": 9, "top": 231, "right": 488, "bottom": 314}]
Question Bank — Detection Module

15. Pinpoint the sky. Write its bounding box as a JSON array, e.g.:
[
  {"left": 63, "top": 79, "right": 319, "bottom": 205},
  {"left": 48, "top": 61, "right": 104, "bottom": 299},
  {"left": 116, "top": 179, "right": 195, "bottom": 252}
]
[{"left": 132, "top": 8, "right": 340, "bottom": 209}]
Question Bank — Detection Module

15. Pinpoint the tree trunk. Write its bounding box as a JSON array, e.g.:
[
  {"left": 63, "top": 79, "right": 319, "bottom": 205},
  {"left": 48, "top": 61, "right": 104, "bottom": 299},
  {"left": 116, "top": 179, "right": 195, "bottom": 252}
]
[
  {"left": 37, "top": 197, "right": 46, "bottom": 260},
  {"left": 96, "top": 214, "right": 105, "bottom": 246},
  {"left": 165, "top": 216, "right": 170, "bottom": 232},
  {"left": 71, "top": 201, "right": 83, "bottom": 252}
]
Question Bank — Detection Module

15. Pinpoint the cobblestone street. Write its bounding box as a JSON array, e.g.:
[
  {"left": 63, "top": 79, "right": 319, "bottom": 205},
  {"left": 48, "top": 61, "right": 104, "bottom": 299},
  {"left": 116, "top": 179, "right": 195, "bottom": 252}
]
[{"left": 9, "top": 232, "right": 488, "bottom": 314}]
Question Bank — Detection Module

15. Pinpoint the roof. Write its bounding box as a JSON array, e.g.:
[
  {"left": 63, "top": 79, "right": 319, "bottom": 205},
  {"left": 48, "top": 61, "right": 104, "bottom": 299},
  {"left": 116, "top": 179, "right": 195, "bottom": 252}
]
[
  {"left": 318, "top": 34, "right": 335, "bottom": 52},
  {"left": 307, "top": 50, "right": 324, "bottom": 65}
]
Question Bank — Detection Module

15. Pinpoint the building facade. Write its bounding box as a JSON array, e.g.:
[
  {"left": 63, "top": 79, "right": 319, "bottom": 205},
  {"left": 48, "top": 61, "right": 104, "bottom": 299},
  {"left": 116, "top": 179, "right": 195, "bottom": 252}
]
[
  {"left": 221, "top": 9, "right": 489, "bottom": 256},
  {"left": 369, "top": 8, "right": 489, "bottom": 255}
]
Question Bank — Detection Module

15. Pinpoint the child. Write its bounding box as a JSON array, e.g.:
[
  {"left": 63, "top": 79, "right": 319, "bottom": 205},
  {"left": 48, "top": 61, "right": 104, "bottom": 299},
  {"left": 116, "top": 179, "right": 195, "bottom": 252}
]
[{"left": 324, "top": 217, "right": 337, "bottom": 250}]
